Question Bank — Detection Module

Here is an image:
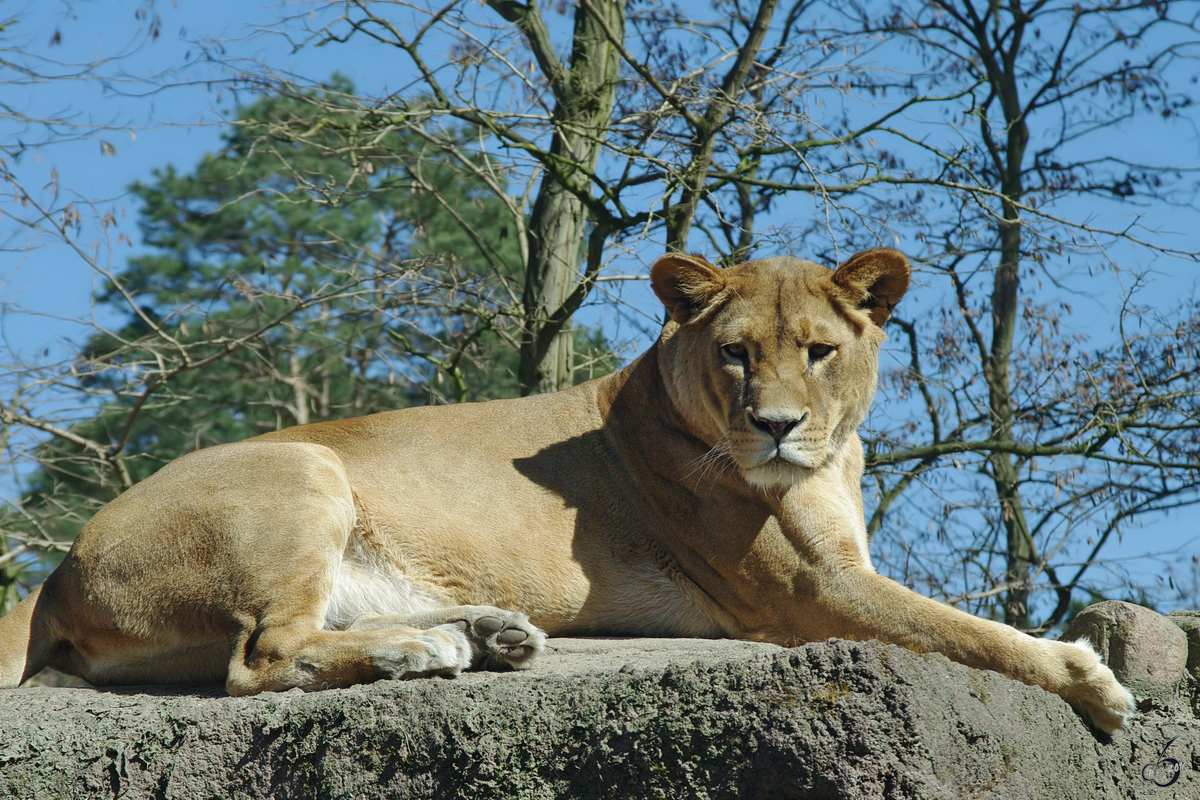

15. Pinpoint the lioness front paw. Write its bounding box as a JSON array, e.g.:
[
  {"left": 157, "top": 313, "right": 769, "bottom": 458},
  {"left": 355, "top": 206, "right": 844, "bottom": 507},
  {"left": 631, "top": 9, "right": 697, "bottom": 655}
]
[
  {"left": 1051, "top": 639, "right": 1136, "bottom": 734},
  {"left": 449, "top": 606, "right": 547, "bottom": 671}
]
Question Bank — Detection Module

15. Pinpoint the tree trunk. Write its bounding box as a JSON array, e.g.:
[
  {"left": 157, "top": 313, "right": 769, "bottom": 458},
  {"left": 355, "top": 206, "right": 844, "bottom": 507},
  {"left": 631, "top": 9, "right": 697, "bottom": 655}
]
[
  {"left": 520, "top": 180, "right": 586, "bottom": 395},
  {"left": 991, "top": 201, "right": 1035, "bottom": 629},
  {"left": 503, "top": 0, "right": 625, "bottom": 396},
  {"left": 987, "top": 42, "right": 1033, "bottom": 628}
]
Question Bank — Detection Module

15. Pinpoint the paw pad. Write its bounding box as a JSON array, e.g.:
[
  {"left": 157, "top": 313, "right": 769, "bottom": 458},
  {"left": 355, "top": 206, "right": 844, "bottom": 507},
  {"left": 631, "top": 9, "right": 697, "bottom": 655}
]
[{"left": 457, "top": 607, "right": 546, "bottom": 671}]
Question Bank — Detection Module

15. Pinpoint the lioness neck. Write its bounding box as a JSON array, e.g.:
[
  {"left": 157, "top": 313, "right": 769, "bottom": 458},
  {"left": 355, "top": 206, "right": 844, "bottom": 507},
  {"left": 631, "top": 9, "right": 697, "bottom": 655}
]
[{"left": 589, "top": 341, "right": 759, "bottom": 499}]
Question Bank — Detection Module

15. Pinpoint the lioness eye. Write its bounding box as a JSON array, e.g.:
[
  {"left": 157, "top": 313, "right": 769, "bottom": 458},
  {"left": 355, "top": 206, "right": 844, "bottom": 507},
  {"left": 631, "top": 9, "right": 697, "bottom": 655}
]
[
  {"left": 721, "top": 342, "right": 748, "bottom": 361},
  {"left": 809, "top": 343, "right": 834, "bottom": 361}
]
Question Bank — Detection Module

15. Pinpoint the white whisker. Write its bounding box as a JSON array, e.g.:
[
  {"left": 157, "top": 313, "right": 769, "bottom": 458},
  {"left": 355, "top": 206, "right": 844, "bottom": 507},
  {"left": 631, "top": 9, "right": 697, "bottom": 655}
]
[{"left": 684, "top": 432, "right": 737, "bottom": 492}]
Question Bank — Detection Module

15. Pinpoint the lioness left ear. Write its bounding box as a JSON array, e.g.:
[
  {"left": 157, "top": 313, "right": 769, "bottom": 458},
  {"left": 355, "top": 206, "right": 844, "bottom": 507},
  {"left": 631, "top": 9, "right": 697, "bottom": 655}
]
[
  {"left": 650, "top": 253, "right": 728, "bottom": 324},
  {"left": 831, "top": 248, "right": 911, "bottom": 327}
]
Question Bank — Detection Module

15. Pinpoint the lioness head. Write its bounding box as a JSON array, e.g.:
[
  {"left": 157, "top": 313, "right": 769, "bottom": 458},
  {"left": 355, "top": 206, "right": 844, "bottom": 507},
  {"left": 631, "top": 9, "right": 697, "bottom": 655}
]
[{"left": 650, "top": 248, "right": 910, "bottom": 488}]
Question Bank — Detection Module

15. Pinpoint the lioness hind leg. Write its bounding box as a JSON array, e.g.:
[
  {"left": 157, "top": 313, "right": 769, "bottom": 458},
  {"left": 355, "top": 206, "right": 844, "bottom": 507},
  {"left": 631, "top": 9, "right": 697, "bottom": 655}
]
[
  {"left": 346, "top": 606, "right": 546, "bottom": 671},
  {"left": 225, "top": 621, "right": 474, "bottom": 696}
]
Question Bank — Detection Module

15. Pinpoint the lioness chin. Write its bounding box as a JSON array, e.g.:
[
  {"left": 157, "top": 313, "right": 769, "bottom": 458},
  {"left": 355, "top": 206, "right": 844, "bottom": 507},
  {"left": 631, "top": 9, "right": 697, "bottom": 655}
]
[{"left": 0, "top": 248, "right": 1134, "bottom": 733}]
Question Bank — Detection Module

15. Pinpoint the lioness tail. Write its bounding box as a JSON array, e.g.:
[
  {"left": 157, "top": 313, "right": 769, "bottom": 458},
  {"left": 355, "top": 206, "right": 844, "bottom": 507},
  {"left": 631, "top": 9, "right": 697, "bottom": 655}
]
[{"left": 0, "top": 585, "right": 54, "bottom": 688}]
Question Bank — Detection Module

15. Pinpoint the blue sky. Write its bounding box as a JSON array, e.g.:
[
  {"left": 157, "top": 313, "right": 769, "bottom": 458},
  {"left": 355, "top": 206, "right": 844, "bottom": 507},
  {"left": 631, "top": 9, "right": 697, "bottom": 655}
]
[
  {"left": 2, "top": 0, "right": 1198, "bottom": 613},
  {"left": 2, "top": 0, "right": 352, "bottom": 356}
]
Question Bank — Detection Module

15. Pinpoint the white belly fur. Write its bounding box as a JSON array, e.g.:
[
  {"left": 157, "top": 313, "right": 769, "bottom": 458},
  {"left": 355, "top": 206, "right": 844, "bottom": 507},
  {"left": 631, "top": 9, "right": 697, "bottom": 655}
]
[{"left": 323, "top": 546, "right": 444, "bottom": 630}]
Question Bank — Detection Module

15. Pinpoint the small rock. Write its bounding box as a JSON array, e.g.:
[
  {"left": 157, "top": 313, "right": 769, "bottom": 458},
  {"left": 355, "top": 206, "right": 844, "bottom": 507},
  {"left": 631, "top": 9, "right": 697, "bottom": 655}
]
[
  {"left": 1062, "top": 601, "right": 1187, "bottom": 706},
  {"left": 1166, "top": 610, "right": 1200, "bottom": 681}
]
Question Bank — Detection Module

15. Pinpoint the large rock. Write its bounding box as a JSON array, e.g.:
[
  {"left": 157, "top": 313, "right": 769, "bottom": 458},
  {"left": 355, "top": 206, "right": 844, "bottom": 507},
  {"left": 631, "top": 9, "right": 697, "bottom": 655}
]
[
  {"left": 1063, "top": 601, "right": 1189, "bottom": 707},
  {"left": 2, "top": 635, "right": 1197, "bottom": 799},
  {"left": 1167, "top": 610, "right": 1200, "bottom": 681}
]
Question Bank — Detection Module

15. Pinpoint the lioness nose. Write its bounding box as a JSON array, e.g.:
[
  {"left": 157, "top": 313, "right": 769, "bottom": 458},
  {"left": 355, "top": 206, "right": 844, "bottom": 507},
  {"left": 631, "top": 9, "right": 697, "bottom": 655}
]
[{"left": 746, "top": 410, "right": 806, "bottom": 442}]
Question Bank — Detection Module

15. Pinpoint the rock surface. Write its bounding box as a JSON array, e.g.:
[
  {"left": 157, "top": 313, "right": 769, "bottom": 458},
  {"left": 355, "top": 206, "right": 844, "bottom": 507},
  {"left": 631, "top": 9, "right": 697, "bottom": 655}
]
[{"left": 2, "top": 627, "right": 1198, "bottom": 800}]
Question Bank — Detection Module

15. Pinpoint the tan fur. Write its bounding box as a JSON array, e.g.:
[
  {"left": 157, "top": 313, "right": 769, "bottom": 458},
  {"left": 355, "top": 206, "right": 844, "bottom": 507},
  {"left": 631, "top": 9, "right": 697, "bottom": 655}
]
[{"left": 0, "top": 248, "right": 1134, "bottom": 732}]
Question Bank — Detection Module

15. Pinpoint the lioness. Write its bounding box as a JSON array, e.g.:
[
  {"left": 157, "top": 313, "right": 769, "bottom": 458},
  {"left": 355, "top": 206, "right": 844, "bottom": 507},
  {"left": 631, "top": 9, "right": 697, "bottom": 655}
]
[{"left": 0, "top": 248, "right": 1134, "bottom": 732}]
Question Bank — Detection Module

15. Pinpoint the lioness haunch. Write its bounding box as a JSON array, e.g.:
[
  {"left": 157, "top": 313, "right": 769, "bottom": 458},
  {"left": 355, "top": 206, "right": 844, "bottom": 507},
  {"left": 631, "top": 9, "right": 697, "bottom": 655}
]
[{"left": 0, "top": 248, "right": 1134, "bottom": 732}]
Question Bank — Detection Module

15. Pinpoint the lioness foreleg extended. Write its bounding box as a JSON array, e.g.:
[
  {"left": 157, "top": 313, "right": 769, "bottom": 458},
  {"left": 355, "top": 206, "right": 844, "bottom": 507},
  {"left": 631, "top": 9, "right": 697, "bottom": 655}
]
[
  {"left": 763, "top": 472, "right": 1135, "bottom": 734},
  {"left": 808, "top": 567, "right": 1136, "bottom": 734}
]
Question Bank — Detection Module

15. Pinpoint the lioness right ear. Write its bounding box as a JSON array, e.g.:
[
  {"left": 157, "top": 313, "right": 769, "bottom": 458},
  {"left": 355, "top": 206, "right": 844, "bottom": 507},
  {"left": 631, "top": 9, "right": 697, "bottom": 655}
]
[{"left": 650, "top": 253, "right": 727, "bottom": 324}]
